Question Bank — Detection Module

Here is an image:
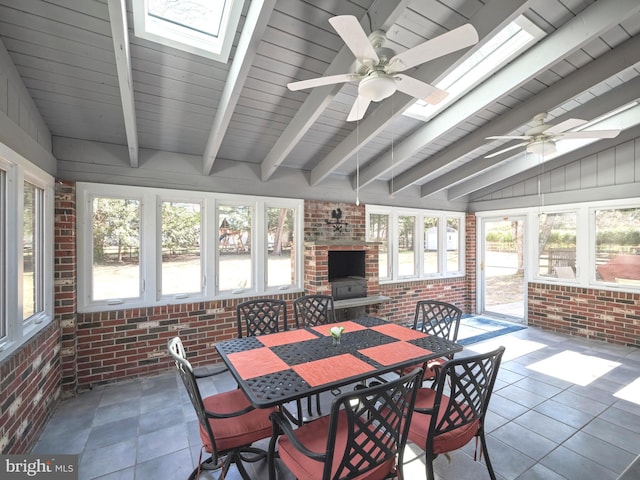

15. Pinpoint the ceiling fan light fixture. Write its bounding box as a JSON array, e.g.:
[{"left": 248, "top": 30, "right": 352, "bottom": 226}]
[
  {"left": 358, "top": 74, "right": 396, "bottom": 102},
  {"left": 527, "top": 139, "right": 556, "bottom": 155}
]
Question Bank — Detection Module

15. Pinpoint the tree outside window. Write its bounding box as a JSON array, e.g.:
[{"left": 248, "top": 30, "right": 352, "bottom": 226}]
[{"left": 91, "top": 197, "right": 141, "bottom": 300}]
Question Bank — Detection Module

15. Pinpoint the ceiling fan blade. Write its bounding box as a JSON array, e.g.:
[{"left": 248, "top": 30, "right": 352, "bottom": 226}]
[
  {"left": 394, "top": 74, "right": 448, "bottom": 104},
  {"left": 347, "top": 96, "right": 371, "bottom": 122},
  {"left": 486, "top": 135, "right": 532, "bottom": 140},
  {"left": 544, "top": 118, "right": 588, "bottom": 134},
  {"left": 484, "top": 141, "right": 529, "bottom": 158},
  {"left": 559, "top": 129, "right": 621, "bottom": 139},
  {"left": 287, "top": 73, "right": 359, "bottom": 91},
  {"left": 389, "top": 24, "right": 479, "bottom": 72},
  {"left": 329, "top": 15, "right": 379, "bottom": 64}
]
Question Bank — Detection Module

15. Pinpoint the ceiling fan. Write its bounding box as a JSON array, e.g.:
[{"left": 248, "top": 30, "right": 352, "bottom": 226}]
[
  {"left": 287, "top": 15, "right": 479, "bottom": 121},
  {"left": 484, "top": 112, "right": 621, "bottom": 158}
]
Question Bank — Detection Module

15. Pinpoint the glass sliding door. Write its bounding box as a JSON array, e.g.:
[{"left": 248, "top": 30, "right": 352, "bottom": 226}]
[{"left": 480, "top": 216, "right": 526, "bottom": 322}]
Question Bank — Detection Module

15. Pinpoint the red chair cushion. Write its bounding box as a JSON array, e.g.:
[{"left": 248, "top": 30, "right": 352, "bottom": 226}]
[
  {"left": 408, "top": 388, "right": 480, "bottom": 454},
  {"left": 200, "top": 389, "right": 275, "bottom": 452},
  {"left": 278, "top": 410, "right": 395, "bottom": 480}
]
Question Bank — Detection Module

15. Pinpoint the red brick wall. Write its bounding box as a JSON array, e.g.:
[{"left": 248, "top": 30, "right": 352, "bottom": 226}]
[
  {"left": 375, "top": 278, "right": 468, "bottom": 324},
  {"left": 75, "top": 295, "right": 300, "bottom": 388},
  {"left": 528, "top": 282, "right": 640, "bottom": 346},
  {"left": 0, "top": 321, "right": 61, "bottom": 454},
  {"left": 55, "top": 181, "right": 77, "bottom": 393}
]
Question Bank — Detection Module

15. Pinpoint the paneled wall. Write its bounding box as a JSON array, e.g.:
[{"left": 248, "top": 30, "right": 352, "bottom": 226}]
[
  {"left": 0, "top": 40, "right": 55, "bottom": 174},
  {"left": 469, "top": 136, "right": 640, "bottom": 210}
]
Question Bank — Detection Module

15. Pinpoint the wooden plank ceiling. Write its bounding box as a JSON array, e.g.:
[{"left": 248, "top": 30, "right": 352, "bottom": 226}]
[{"left": 0, "top": 0, "right": 638, "bottom": 207}]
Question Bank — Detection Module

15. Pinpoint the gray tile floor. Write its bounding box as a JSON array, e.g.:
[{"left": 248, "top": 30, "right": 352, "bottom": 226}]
[{"left": 33, "top": 320, "right": 640, "bottom": 480}]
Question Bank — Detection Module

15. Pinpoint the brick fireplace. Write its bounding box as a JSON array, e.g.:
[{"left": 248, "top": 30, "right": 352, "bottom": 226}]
[{"left": 303, "top": 241, "right": 380, "bottom": 300}]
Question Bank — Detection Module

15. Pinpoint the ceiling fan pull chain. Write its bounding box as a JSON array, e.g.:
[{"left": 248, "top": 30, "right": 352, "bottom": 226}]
[{"left": 356, "top": 114, "right": 360, "bottom": 206}]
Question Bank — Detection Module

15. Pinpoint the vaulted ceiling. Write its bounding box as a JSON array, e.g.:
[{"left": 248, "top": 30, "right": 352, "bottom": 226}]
[{"left": 1, "top": 0, "right": 639, "bottom": 209}]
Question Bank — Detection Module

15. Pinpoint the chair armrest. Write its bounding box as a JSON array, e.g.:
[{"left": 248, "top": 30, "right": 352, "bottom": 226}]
[
  {"left": 270, "top": 411, "right": 326, "bottom": 462},
  {"left": 204, "top": 403, "right": 255, "bottom": 419},
  {"left": 194, "top": 365, "right": 229, "bottom": 378}
]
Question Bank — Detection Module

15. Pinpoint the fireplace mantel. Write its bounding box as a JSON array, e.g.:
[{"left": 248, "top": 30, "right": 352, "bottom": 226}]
[{"left": 304, "top": 240, "right": 379, "bottom": 247}]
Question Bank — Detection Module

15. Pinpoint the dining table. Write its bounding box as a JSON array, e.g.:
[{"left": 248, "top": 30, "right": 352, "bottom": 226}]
[{"left": 214, "top": 316, "right": 463, "bottom": 420}]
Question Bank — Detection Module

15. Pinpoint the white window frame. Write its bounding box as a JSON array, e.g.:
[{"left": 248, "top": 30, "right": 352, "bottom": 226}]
[
  {"left": 532, "top": 208, "right": 580, "bottom": 283},
  {"left": 366, "top": 205, "right": 466, "bottom": 283},
  {"left": 263, "top": 202, "right": 303, "bottom": 293},
  {"left": 486, "top": 199, "right": 640, "bottom": 293},
  {"left": 589, "top": 202, "right": 640, "bottom": 289},
  {"left": 77, "top": 183, "right": 303, "bottom": 313},
  {"left": 0, "top": 144, "right": 54, "bottom": 362},
  {"left": 158, "top": 196, "right": 205, "bottom": 300}
]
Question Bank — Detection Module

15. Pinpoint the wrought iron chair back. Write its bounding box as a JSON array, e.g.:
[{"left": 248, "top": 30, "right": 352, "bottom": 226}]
[
  {"left": 412, "top": 346, "right": 505, "bottom": 480},
  {"left": 168, "top": 337, "right": 273, "bottom": 480},
  {"left": 237, "top": 298, "right": 288, "bottom": 338},
  {"left": 268, "top": 367, "right": 423, "bottom": 480},
  {"left": 294, "top": 294, "right": 335, "bottom": 328},
  {"left": 413, "top": 300, "right": 462, "bottom": 341}
]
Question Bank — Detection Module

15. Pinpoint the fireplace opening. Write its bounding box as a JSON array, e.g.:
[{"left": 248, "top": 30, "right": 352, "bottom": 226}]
[{"left": 328, "top": 250, "right": 366, "bottom": 300}]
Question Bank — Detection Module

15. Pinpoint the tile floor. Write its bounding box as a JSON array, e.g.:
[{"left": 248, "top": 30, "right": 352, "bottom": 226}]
[{"left": 32, "top": 320, "right": 640, "bottom": 480}]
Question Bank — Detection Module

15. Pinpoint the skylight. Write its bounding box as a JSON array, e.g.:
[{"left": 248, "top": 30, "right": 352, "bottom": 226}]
[
  {"left": 404, "top": 15, "right": 545, "bottom": 122},
  {"left": 132, "top": 0, "right": 244, "bottom": 63}
]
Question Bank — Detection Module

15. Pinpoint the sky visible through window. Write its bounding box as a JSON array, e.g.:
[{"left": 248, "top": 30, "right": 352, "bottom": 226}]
[{"left": 148, "top": 0, "right": 226, "bottom": 37}]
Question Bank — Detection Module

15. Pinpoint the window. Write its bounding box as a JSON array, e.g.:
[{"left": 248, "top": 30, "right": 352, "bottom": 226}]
[
  {"left": 266, "top": 206, "right": 297, "bottom": 289},
  {"left": 23, "top": 181, "right": 45, "bottom": 321},
  {"left": 594, "top": 207, "right": 640, "bottom": 285},
  {"left": 90, "top": 196, "right": 141, "bottom": 302},
  {"left": 77, "top": 183, "right": 303, "bottom": 312},
  {"left": 0, "top": 147, "right": 54, "bottom": 360},
  {"left": 369, "top": 213, "right": 390, "bottom": 280},
  {"left": 517, "top": 200, "right": 640, "bottom": 292},
  {"left": 398, "top": 215, "right": 416, "bottom": 277},
  {"left": 367, "top": 206, "right": 465, "bottom": 282},
  {"left": 538, "top": 212, "right": 577, "bottom": 279},
  {"left": 161, "top": 201, "right": 202, "bottom": 296},
  {"left": 446, "top": 217, "right": 462, "bottom": 274},
  {"left": 423, "top": 216, "right": 439, "bottom": 275},
  {"left": 218, "top": 203, "right": 252, "bottom": 292},
  {"left": 405, "top": 15, "right": 544, "bottom": 122},
  {"left": 132, "top": 0, "right": 245, "bottom": 62},
  {"left": 0, "top": 169, "right": 5, "bottom": 342}
]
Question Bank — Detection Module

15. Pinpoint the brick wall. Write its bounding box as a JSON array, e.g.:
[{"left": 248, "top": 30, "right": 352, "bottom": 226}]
[
  {"left": 529, "top": 283, "right": 640, "bottom": 346},
  {"left": 0, "top": 322, "right": 61, "bottom": 454},
  {"left": 75, "top": 295, "right": 300, "bottom": 388},
  {"left": 55, "top": 181, "right": 77, "bottom": 393}
]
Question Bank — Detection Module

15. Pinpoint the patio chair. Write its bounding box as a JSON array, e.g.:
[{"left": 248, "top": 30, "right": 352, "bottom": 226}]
[
  {"left": 237, "top": 298, "right": 288, "bottom": 338},
  {"left": 168, "top": 337, "right": 276, "bottom": 480},
  {"left": 267, "top": 367, "right": 423, "bottom": 480},
  {"left": 408, "top": 346, "right": 506, "bottom": 480},
  {"left": 293, "top": 294, "right": 336, "bottom": 328},
  {"left": 402, "top": 300, "right": 462, "bottom": 383}
]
